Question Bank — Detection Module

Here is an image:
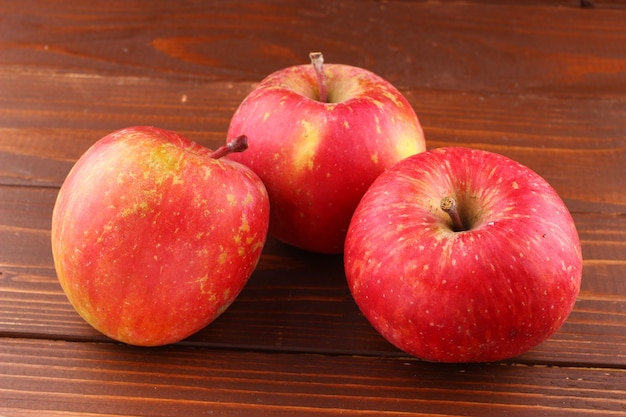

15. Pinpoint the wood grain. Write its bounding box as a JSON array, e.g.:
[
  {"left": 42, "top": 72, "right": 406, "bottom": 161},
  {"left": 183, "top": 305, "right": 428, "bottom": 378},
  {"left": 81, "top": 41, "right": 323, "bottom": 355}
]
[
  {"left": 2, "top": 337, "right": 626, "bottom": 417},
  {"left": 2, "top": 0, "right": 626, "bottom": 96}
]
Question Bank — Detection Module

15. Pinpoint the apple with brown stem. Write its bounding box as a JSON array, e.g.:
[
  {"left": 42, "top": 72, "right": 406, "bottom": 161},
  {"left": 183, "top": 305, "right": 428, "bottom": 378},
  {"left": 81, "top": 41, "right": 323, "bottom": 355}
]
[
  {"left": 51, "top": 126, "right": 269, "bottom": 346},
  {"left": 227, "top": 52, "right": 426, "bottom": 253},
  {"left": 344, "top": 147, "right": 583, "bottom": 363}
]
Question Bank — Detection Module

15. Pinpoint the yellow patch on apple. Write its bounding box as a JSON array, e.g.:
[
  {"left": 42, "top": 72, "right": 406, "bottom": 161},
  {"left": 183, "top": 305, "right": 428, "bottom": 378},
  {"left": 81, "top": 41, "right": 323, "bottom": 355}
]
[
  {"left": 293, "top": 120, "right": 321, "bottom": 171},
  {"left": 395, "top": 135, "right": 422, "bottom": 158}
]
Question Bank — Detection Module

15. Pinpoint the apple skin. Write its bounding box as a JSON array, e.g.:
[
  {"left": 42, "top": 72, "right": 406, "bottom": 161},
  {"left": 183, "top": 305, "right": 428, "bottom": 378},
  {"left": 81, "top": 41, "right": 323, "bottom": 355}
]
[
  {"left": 226, "top": 63, "right": 425, "bottom": 253},
  {"left": 51, "top": 126, "right": 269, "bottom": 346},
  {"left": 344, "top": 147, "right": 582, "bottom": 363}
]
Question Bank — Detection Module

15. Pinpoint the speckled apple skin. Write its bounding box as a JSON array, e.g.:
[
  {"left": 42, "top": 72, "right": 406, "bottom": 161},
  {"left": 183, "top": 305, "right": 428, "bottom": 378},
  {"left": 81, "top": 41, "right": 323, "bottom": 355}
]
[
  {"left": 51, "top": 126, "right": 269, "bottom": 346},
  {"left": 227, "top": 63, "right": 425, "bottom": 253},
  {"left": 344, "top": 147, "right": 582, "bottom": 363}
]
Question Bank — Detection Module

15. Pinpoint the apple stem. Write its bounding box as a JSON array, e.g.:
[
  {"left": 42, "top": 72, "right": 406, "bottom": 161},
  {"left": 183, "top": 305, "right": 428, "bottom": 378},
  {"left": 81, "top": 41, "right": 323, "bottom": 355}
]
[
  {"left": 209, "top": 135, "right": 248, "bottom": 159},
  {"left": 309, "top": 51, "right": 328, "bottom": 103},
  {"left": 441, "top": 196, "right": 466, "bottom": 232}
]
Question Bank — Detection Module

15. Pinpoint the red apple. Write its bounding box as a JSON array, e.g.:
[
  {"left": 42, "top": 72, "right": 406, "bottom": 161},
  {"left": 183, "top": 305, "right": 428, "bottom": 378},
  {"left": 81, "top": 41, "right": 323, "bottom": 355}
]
[
  {"left": 344, "top": 147, "right": 582, "bottom": 362},
  {"left": 51, "top": 126, "right": 269, "bottom": 346},
  {"left": 226, "top": 52, "right": 426, "bottom": 253}
]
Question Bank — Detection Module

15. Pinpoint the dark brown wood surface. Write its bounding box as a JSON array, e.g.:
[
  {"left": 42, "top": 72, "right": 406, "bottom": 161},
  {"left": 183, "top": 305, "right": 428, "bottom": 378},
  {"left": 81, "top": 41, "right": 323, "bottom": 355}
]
[{"left": 1, "top": 0, "right": 625, "bottom": 415}]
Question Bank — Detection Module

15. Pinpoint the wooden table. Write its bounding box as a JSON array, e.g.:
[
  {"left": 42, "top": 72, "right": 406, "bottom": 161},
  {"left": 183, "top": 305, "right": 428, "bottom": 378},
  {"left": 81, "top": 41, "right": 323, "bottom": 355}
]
[{"left": 1, "top": 1, "right": 625, "bottom": 415}]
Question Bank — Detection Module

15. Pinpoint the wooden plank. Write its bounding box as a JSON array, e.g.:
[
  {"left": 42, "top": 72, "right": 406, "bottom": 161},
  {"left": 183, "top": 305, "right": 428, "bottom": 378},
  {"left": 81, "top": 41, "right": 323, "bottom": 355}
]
[
  {"left": 410, "top": 90, "right": 626, "bottom": 215},
  {"left": 1, "top": 337, "right": 625, "bottom": 417},
  {"left": 1, "top": 0, "right": 625, "bottom": 96},
  {"left": 0, "top": 71, "right": 250, "bottom": 187},
  {"left": 1, "top": 71, "right": 625, "bottom": 212},
  {"left": 1, "top": 186, "right": 624, "bottom": 366}
]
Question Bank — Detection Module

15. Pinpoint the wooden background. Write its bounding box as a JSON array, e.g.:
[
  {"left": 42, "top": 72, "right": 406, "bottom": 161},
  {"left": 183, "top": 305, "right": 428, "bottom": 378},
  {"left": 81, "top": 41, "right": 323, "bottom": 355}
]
[{"left": 1, "top": 0, "right": 625, "bottom": 415}]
